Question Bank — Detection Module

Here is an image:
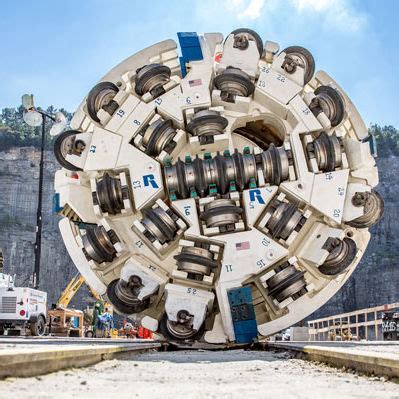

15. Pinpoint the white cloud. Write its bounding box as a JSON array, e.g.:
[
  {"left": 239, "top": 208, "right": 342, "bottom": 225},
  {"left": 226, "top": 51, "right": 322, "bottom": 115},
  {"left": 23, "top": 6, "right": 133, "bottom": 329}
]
[
  {"left": 290, "top": 0, "right": 367, "bottom": 32},
  {"left": 219, "top": 0, "right": 367, "bottom": 33},
  {"left": 224, "top": 0, "right": 266, "bottom": 20},
  {"left": 241, "top": 0, "right": 265, "bottom": 19}
]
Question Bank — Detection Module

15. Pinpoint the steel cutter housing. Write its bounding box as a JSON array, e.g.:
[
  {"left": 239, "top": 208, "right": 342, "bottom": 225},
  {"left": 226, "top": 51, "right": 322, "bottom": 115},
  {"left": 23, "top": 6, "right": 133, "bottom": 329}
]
[{"left": 54, "top": 28, "right": 383, "bottom": 346}]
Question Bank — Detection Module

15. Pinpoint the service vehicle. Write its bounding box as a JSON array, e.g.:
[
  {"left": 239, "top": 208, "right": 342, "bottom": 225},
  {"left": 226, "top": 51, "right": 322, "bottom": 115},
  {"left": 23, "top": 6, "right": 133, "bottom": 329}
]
[{"left": 0, "top": 272, "right": 47, "bottom": 336}]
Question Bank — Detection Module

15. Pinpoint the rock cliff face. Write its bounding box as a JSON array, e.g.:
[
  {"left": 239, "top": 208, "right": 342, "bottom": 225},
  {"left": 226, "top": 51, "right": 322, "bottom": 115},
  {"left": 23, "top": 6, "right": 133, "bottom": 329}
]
[
  {"left": 0, "top": 147, "right": 89, "bottom": 308},
  {"left": 0, "top": 147, "right": 397, "bottom": 316},
  {"left": 309, "top": 154, "right": 399, "bottom": 319}
]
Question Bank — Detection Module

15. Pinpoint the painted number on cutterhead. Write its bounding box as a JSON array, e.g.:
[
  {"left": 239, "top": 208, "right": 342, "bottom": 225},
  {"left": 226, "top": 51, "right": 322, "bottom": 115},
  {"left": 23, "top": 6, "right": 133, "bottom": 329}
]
[
  {"left": 333, "top": 208, "right": 341, "bottom": 218},
  {"left": 132, "top": 180, "right": 141, "bottom": 189},
  {"left": 261, "top": 237, "right": 270, "bottom": 247},
  {"left": 256, "top": 259, "right": 266, "bottom": 269}
]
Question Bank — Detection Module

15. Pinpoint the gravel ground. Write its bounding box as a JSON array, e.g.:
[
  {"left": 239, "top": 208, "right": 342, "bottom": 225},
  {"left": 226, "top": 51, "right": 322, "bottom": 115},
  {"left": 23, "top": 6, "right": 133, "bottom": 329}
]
[{"left": 0, "top": 349, "right": 398, "bottom": 399}]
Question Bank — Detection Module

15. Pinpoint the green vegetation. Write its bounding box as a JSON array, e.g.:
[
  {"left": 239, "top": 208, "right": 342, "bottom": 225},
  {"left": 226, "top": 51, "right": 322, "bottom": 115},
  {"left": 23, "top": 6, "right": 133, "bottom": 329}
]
[
  {"left": 369, "top": 124, "right": 399, "bottom": 157},
  {"left": 0, "top": 106, "right": 72, "bottom": 150},
  {"left": 0, "top": 106, "right": 397, "bottom": 157}
]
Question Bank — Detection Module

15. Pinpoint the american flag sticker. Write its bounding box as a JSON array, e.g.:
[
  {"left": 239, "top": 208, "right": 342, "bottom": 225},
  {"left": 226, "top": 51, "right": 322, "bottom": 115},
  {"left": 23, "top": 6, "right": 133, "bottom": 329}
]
[
  {"left": 189, "top": 79, "right": 202, "bottom": 87},
  {"left": 236, "top": 241, "right": 250, "bottom": 251}
]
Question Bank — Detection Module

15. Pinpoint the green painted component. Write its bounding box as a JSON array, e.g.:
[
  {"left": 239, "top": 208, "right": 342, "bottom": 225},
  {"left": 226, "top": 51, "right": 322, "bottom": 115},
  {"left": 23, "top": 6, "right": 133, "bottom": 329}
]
[
  {"left": 223, "top": 149, "right": 231, "bottom": 157},
  {"left": 169, "top": 190, "right": 177, "bottom": 201},
  {"left": 249, "top": 178, "right": 257, "bottom": 188},
  {"left": 229, "top": 181, "right": 237, "bottom": 192},
  {"left": 190, "top": 188, "right": 198, "bottom": 198},
  {"left": 243, "top": 146, "right": 251, "bottom": 155},
  {"left": 209, "top": 184, "right": 218, "bottom": 194},
  {"left": 185, "top": 155, "right": 192, "bottom": 163},
  {"left": 204, "top": 152, "right": 212, "bottom": 159}
]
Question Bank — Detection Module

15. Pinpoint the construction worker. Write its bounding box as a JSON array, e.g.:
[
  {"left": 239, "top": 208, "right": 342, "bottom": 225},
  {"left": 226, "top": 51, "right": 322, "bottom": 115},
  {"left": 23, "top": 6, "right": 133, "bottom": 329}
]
[
  {"left": 97, "top": 308, "right": 115, "bottom": 338},
  {"left": 122, "top": 319, "right": 137, "bottom": 339},
  {"left": 92, "top": 301, "right": 103, "bottom": 337}
]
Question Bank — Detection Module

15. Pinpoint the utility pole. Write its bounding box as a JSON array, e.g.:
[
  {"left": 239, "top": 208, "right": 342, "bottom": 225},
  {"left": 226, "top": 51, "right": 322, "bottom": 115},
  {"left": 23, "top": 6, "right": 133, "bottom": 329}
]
[
  {"left": 22, "top": 95, "right": 61, "bottom": 289},
  {"left": 33, "top": 115, "right": 47, "bottom": 289}
]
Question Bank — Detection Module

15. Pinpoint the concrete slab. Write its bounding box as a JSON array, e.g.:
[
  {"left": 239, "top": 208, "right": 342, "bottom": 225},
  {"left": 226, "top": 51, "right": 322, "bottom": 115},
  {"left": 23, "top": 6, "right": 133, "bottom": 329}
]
[
  {"left": 267, "top": 341, "right": 399, "bottom": 378},
  {"left": 0, "top": 337, "right": 161, "bottom": 379}
]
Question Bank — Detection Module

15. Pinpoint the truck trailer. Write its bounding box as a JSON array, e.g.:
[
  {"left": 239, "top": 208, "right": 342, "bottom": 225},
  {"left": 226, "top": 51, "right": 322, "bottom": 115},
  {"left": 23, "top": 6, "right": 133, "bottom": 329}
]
[{"left": 0, "top": 272, "right": 47, "bottom": 336}]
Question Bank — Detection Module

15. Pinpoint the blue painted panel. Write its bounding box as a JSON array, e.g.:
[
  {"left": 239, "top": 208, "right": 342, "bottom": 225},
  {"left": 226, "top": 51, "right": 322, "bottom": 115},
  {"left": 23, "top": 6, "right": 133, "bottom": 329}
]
[
  {"left": 52, "top": 193, "right": 63, "bottom": 213},
  {"left": 228, "top": 286, "right": 258, "bottom": 344},
  {"left": 177, "top": 32, "right": 201, "bottom": 47},
  {"left": 177, "top": 32, "right": 203, "bottom": 77}
]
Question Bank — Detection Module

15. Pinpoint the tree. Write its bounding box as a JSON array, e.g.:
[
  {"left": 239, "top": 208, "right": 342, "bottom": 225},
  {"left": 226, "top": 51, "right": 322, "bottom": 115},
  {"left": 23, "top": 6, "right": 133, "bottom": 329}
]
[
  {"left": 0, "top": 106, "right": 73, "bottom": 150},
  {"left": 370, "top": 124, "right": 399, "bottom": 157},
  {"left": 0, "top": 107, "right": 398, "bottom": 156}
]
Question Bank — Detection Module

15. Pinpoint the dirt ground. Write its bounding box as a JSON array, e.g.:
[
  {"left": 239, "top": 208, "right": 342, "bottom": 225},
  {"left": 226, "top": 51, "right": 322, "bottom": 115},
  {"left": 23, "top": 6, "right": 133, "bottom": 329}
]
[{"left": 0, "top": 349, "right": 398, "bottom": 399}]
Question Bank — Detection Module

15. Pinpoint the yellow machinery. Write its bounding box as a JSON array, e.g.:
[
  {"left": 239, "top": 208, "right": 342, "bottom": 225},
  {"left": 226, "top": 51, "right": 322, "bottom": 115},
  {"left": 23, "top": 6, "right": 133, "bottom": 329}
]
[
  {"left": 52, "top": 273, "right": 115, "bottom": 338},
  {"left": 48, "top": 273, "right": 86, "bottom": 337},
  {"left": 56, "top": 273, "right": 85, "bottom": 308},
  {"left": 56, "top": 273, "right": 110, "bottom": 308}
]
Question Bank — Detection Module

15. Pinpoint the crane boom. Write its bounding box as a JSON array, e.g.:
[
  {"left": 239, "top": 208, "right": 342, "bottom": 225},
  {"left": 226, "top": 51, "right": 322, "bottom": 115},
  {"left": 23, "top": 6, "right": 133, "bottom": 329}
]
[
  {"left": 56, "top": 273, "right": 105, "bottom": 309},
  {"left": 56, "top": 273, "right": 85, "bottom": 308}
]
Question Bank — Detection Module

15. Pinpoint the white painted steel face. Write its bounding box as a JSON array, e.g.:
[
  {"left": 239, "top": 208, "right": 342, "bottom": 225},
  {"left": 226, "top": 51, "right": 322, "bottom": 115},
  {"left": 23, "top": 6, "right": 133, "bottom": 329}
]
[{"left": 54, "top": 30, "right": 383, "bottom": 346}]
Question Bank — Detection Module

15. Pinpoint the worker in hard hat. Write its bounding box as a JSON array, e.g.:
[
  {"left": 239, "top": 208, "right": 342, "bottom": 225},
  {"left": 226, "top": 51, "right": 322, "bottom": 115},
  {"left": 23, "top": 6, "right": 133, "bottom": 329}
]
[
  {"left": 92, "top": 301, "right": 104, "bottom": 338},
  {"left": 97, "top": 308, "right": 115, "bottom": 338}
]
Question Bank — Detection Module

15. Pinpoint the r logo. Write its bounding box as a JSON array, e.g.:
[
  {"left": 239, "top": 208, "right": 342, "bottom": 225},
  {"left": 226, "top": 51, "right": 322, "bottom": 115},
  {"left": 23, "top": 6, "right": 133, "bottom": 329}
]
[
  {"left": 249, "top": 189, "right": 265, "bottom": 204},
  {"left": 143, "top": 174, "right": 159, "bottom": 188}
]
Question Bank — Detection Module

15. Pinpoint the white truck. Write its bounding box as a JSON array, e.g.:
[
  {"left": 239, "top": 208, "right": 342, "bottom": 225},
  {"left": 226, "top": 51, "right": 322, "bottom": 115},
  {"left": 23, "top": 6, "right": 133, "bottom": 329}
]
[{"left": 0, "top": 273, "right": 47, "bottom": 336}]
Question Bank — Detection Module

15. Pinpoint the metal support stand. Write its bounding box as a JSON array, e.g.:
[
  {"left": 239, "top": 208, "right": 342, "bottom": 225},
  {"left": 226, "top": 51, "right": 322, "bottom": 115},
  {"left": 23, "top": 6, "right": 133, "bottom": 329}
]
[{"left": 33, "top": 115, "right": 46, "bottom": 289}]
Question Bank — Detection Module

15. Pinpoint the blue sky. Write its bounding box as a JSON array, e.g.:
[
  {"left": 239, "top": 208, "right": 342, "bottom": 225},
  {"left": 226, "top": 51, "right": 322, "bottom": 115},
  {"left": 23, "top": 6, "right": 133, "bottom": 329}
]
[{"left": 0, "top": 0, "right": 398, "bottom": 126}]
